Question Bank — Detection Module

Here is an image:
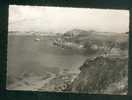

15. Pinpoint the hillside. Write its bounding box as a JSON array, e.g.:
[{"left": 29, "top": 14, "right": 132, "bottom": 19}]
[
  {"left": 58, "top": 29, "right": 128, "bottom": 94},
  {"left": 64, "top": 56, "right": 128, "bottom": 95},
  {"left": 52, "top": 29, "right": 128, "bottom": 56}
]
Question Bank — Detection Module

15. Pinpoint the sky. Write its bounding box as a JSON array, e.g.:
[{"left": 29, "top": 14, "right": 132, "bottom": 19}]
[{"left": 9, "top": 5, "right": 129, "bottom": 34}]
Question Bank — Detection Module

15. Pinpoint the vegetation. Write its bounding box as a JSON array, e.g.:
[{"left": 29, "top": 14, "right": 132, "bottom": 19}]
[{"left": 66, "top": 56, "right": 128, "bottom": 94}]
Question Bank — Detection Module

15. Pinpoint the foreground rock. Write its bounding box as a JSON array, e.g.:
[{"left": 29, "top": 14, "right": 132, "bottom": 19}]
[{"left": 65, "top": 56, "right": 128, "bottom": 95}]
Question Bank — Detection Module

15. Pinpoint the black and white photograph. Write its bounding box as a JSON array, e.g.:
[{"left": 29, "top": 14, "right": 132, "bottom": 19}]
[{"left": 7, "top": 5, "right": 129, "bottom": 95}]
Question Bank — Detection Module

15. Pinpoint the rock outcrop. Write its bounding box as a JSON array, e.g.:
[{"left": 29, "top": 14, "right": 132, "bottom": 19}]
[{"left": 65, "top": 56, "right": 128, "bottom": 95}]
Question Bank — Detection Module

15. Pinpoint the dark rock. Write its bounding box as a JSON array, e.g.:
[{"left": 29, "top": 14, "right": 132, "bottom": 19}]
[{"left": 66, "top": 56, "right": 128, "bottom": 94}]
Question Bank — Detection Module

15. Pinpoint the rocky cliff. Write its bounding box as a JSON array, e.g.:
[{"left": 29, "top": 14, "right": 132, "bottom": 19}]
[{"left": 65, "top": 56, "right": 128, "bottom": 95}]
